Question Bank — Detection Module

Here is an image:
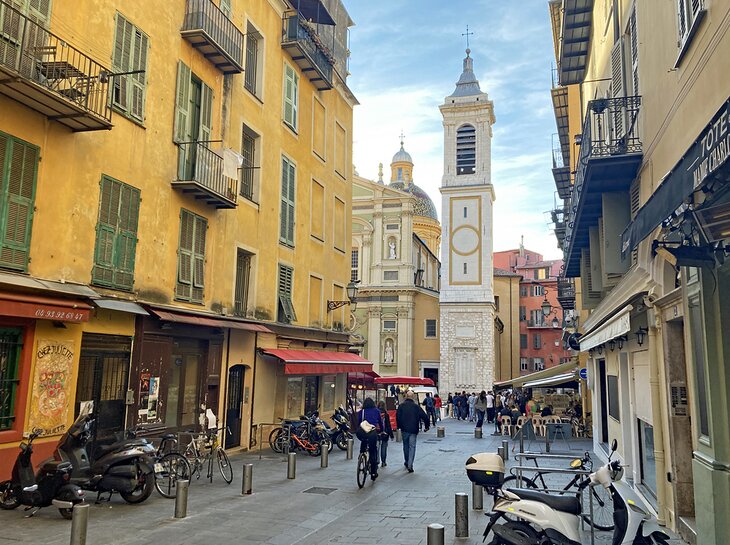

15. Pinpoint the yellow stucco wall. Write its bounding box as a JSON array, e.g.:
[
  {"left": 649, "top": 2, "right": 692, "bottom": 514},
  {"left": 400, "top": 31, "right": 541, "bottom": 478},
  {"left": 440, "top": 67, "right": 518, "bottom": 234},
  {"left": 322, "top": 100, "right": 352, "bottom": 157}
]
[
  {"left": 494, "top": 275, "right": 521, "bottom": 383},
  {"left": 412, "top": 291, "right": 440, "bottom": 375}
]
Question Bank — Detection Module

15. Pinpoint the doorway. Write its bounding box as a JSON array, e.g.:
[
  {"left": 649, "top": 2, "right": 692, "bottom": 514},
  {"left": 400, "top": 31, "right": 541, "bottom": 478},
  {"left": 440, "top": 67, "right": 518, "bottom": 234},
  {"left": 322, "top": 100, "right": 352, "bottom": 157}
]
[
  {"left": 304, "top": 376, "right": 319, "bottom": 416},
  {"left": 597, "top": 359, "right": 609, "bottom": 444},
  {"left": 423, "top": 367, "right": 439, "bottom": 388},
  {"left": 225, "top": 365, "right": 245, "bottom": 449}
]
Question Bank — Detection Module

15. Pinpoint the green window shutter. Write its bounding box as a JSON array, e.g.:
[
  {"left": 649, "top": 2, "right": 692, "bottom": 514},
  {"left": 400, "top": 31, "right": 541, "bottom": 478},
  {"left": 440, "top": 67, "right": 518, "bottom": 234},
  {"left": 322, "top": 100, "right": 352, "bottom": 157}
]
[
  {"left": 130, "top": 28, "right": 148, "bottom": 121},
  {"left": 277, "top": 264, "right": 296, "bottom": 323},
  {"left": 199, "top": 82, "right": 213, "bottom": 144},
  {"left": 112, "top": 14, "right": 133, "bottom": 111},
  {"left": 113, "top": 183, "right": 139, "bottom": 289},
  {"left": 28, "top": 0, "right": 51, "bottom": 24},
  {"left": 176, "top": 210, "right": 194, "bottom": 300},
  {"left": 283, "top": 65, "right": 298, "bottom": 130},
  {"left": 192, "top": 215, "right": 206, "bottom": 302},
  {"left": 220, "top": 0, "right": 231, "bottom": 17},
  {"left": 92, "top": 176, "right": 119, "bottom": 285},
  {"left": 0, "top": 134, "right": 38, "bottom": 271},
  {"left": 279, "top": 157, "right": 295, "bottom": 246},
  {"left": 174, "top": 61, "right": 191, "bottom": 143}
]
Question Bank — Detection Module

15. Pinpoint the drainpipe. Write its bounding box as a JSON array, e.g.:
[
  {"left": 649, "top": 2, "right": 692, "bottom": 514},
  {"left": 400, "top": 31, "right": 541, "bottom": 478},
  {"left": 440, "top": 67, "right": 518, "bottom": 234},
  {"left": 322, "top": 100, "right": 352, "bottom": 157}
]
[
  {"left": 648, "top": 317, "right": 667, "bottom": 526},
  {"left": 248, "top": 332, "right": 259, "bottom": 449}
]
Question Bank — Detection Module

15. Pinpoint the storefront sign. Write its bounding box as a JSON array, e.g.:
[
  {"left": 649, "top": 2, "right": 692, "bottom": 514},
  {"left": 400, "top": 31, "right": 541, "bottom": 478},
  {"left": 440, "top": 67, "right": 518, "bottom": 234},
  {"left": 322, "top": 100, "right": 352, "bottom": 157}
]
[
  {"left": 692, "top": 99, "right": 730, "bottom": 188},
  {"left": 0, "top": 296, "right": 91, "bottom": 323},
  {"left": 28, "top": 339, "right": 74, "bottom": 435}
]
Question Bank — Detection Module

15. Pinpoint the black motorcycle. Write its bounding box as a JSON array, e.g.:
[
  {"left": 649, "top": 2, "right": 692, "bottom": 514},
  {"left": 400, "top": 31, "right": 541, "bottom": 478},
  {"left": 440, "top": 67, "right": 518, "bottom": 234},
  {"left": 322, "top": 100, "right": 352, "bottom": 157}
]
[
  {"left": 0, "top": 429, "right": 85, "bottom": 519},
  {"left": 54, "top": 407, "right": 156, "bottom": 504},
  {"left": 330, "top": 406, "right": 352, "bottom": 451}
]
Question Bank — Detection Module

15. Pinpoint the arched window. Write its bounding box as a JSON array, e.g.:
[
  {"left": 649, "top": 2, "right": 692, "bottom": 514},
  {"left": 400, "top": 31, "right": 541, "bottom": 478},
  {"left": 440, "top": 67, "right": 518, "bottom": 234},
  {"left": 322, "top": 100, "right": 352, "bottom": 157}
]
[{"left": 456, "top": 124, "right": 476, "bottom": 175}]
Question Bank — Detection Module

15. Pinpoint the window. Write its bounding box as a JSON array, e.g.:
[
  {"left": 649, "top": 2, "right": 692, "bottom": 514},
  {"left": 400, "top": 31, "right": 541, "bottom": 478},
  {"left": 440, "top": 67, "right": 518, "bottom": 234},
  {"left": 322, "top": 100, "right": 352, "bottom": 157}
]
[
  {"left": 638, "top": 419, "right": 657, "bottom": 497},
  {"left": 677, "top": 0, "right": 705, "bottom": 55},
  {"left": 0, "top": 328, "right": 21, "bottom": 431},
  {"left": 425, "top": 319, "right": 437, "bottom": 338},
  {"left": 234, "top": 249, "right": 252, "bottom": 316},
  {"left": 174, "top": 62, "right": 213, "bottom": 179},
  {"left": 608, "top": 375, "right": 620, "bottom": 420},
  {"left": 520, "top": 357, "right": 528, "bottom": 371},
  {"left": 310, "top": 180, "right": 324, "bottom": 241},
  {"left": 463, "top": 207, "right": 467, "bottom": 218},
  {"left": 283, "top": 63, "right": 298, "bottom": 131},
  {"left": 383, "top": 320, "right": 396, "bottom": 331},
  {"left": 241, "top": 125, "right": 260, "bottom": 202},
  {"left": 534, "top": 358, "right": 545, "bottom": 371},
  {"left": 520, "top": 334, "right": 527, "bottom": 350},
  {"left": 312, "top": 98, "right": 326, "bottom": 159},
  {"left": 92, "top": 175, "right": 140, "bottom": 290},
  {"left": 350, "top": 249, "right": 359, "bottom": 282},
  {"left": 280, "top": 157, "right": 296, "bottom": 246},
  {"left": 176, "top": 210, "right": 207, "bottom": 303},
  {"left": 334, "top": 122, "right": 346, "bottom": 178},
  {"left": 244, "top": 24, "right": 262, "bottom": 98},
  {"left": 397, "top": 167, "right": 402, "bottom": 180},
  {"left": 0, "top": 132, "right": 38, "bottom": 271},
  {"left": 286, "top": 377, "right": 303, "bottom": 418},
  {"left": 333, "top": 196, "right": 345, "bottom": 251},
  {"left": 627, "top": 6, "right": 639, "bottom": 95},
  {"left": 533, "top": 334, "right": 541, "bottom": 349},
  {"left": 494, "top": 296, "right": 500, "bottom": 312},
  {"left": 277, "top": 264, "right": 296, "bottom": 323},
  {"left": 456, "top": 124, "right": 476, "bottom": 175},
  {"left": 111, "top": 14, "right": 149, "bottom": 121},
  {"left": 532, "top": 285, "right": 544, "bottom": 297},
  {"left": 463, "top": 263, "right": 468, "bottom": 274},
  {"left": 322, "top": 375, "right": 336, "bottom": 412},
  {"left": 520, "top": 285, "right": 528, "bottom": 297},
  {"left": 530, "top": 309, "right": 544, "bottom": 326},
  {"left": 519, "top": 306, "right": 526, "bottom": 321}
]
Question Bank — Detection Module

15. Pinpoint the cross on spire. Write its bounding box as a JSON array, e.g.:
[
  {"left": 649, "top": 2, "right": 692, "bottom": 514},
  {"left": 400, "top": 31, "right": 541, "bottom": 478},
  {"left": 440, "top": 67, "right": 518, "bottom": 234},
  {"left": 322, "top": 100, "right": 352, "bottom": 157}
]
[
  {"left": 399, "top": 130, "right": 406, "bottom": 148},
  {"left": 462, "top": 25, "right": 474, "bottom": 49}
]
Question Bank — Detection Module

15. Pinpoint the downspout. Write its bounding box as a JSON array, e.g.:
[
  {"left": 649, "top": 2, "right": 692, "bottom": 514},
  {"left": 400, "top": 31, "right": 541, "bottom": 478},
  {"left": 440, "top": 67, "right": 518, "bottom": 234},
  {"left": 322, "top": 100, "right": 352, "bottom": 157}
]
[
  {"left": 648, "top": 316, "right": 667, "bottom": 525},
  {"left": 509, "top": 276, "right": 514, "bottom": 381},
  {"left": 248, "top": 332, "right": 259, "bottom": 449},
  {"left": 221, "top": 328, "right": 231, "bottom": 447}
]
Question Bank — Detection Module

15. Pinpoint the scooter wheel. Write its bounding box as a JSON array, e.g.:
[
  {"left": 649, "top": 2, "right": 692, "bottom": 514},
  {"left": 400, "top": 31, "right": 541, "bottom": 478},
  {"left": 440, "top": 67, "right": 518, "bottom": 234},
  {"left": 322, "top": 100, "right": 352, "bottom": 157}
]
[
  {"left": 0, "top": 481, "right": 20, "bottom": 510},
  {"left": 119, "top": 471, "right": 154, "bottom": 504},
  {"left": 59, "top": 507, "right": 73, "bottom": 520},
  {"left": 336, "top": 434, "right": 349, "bottom": 451}
]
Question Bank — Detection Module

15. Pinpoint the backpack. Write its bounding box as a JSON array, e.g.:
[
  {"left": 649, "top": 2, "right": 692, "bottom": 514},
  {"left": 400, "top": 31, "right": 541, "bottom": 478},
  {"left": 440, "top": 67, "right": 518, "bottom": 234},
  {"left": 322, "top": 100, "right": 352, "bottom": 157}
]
[{"left": 424, "top": 396, "right": 435, "bottom": 410}]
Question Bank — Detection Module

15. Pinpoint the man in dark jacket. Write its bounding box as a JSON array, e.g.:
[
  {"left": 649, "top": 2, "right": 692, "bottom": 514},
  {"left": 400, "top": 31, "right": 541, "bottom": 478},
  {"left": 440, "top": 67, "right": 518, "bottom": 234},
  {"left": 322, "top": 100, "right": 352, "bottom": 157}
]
[{"left": 396, "top": 390, "right": 430, "bottom": 472}]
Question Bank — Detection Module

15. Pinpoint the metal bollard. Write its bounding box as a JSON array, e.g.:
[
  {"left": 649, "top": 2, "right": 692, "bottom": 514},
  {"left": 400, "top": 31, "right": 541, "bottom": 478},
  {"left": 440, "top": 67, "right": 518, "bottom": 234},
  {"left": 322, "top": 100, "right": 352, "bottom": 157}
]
[
  {"left": 455, "top": 492, "right": 469, "bottom": 537},
  {"left": 69, "top": 502, "right": 89, "bottom": 545},
  {"left": 497, "top": 446, "right": 505, "bottom": 461},
  {"left": 426, "top": 523, "right": 445, "bottom": 545},
  {"left": 241, "top": 463, "right": 253, "bottom": 495},
  {"left": 502, "top": 439, "right": 509, "bottom": 461},
  {"left": 436, "top": 426, "right": 445, "bottom": 438},
  {"left": 346, "top": 437, "right": 354, "bottom": 460},
  {"left": 287, "top": 452, "right": 296, "bottom": 479},
  {"left": 174, "top": 480, "right": 189, "bottom": 519},
  {"left": 396, "top": 429, "right": 402, "bottom": 442},
  {"left": 474, "top": 428, "right": 483, "bottom": 439},
  {"left": 472, "top": 482, "right": 484, "bottom": 510},
  {"left": 320, "top": 445, "right": 329, "bottom": 468}
]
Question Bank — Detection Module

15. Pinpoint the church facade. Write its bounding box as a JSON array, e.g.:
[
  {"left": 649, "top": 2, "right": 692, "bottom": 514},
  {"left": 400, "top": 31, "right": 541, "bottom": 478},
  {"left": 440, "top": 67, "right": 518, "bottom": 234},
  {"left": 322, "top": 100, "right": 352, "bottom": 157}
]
[{"left": 439, "top": 49, "right": 497, "bottom": 394}]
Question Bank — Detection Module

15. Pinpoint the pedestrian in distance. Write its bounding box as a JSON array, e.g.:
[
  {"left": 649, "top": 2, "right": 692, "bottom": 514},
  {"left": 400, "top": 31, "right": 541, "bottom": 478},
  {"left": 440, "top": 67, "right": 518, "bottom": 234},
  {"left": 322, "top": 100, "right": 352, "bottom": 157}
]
[
  {"left": 377, "top": 400, "right": 394, "bottom": 467},
  {"left": 486, "top": 390, "right": 495, "bottom": 423},
  {"left": 422, "top": 392, "right": 437, "bottom": 426},
  {"left": 468, "top": 392, "right": 477, "bottom": 422},
  {"left": 356, "top": 397, "right": 383, "bottom": 480},
  {"left": 461, "top": 391, "right": 469, "bottom": 420},
  {"left": 447, "top": 392, "right": 454, "bottom": 418},
  {"left": 434, "top": 394, "right": 442, "bottom": 421},
  {"left": 396, "top": 390, "right": 430, "bottom": 472},
  {"left": 474, "top": 390, "right": 488, "bottom": 429}
]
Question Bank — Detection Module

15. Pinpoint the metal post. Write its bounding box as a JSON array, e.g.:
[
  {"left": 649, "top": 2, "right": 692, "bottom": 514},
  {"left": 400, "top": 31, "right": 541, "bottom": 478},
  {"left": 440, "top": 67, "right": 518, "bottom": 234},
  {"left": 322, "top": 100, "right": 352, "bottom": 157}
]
[
  {"left": 396, "top": 429, "right": 402, "bottom": 442},
  {"left": 546, "top": 428, "right": 551, "bottom": 453},
  {"left": 472, "top": 482, "right": 484, "bottom": 510},
  {"left": 497, "top": 446, "right": 505, "bottom": 461},
  {"left": 241, "top": 463, "right": 253, "bottom": 495},
  {"left": 474, "top": 428, "right": 482, "bottom": 439},
  {"left": 69, "top": 502, "right": 89, "bottom": 545},
  {"left": 174, "top": 480, "right": 189, "bottom": 519},
  {"left": 287, "top": 452, "right": 296, "bottom": 479},
  {"left": 426, "top": 523, "right": 445, "bottom": 545},
  {"left": 519, "top": 427, "right": 524, "bottom": 453},
  {"left": 346, "top": 438, "right": 354, "bottom": 460},
  {"left": 320, "top": 445, "right": 329, "bottom": 468},
  {"left": 502, "top": 440, "right": 509, "bottom": 461},
  {"left": 455, "top": 492, "right": 469, "bottom": 537},
  {"left": 589, "top": 483, "right": 595, "bottom": 545},
  {"left": 437, "top": 426, "right": 445, "bottom": 438}
]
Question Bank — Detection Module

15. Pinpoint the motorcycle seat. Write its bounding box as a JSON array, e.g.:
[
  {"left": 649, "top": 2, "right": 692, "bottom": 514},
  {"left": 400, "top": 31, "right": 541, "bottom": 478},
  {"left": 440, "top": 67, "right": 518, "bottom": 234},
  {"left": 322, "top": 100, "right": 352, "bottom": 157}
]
[
  {"left": 507, "top": 488, "right": 581, "bottom": 515},
  {"left": 161, "top": 434, "right": 177, "bottom": 441},
  {"left": 41, "top": 459, "right": 73, "bottom": 472}
]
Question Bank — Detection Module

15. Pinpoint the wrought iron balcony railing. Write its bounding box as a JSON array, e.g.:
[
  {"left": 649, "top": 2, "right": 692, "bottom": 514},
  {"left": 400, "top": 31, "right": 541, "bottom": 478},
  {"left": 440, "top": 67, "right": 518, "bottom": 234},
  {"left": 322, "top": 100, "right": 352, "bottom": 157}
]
[
  {"left": 0, "top": 0, "right": 112, "bottom": 130},
  {"left": 181, "top": 0, "right": 244, "bottom": 74},
  {"left": 281, "top": 11, "right": 334, "bottom": 91},
  {"left": 557, "top": 277, "right": 576, "bottom": 310},
  {"left": 173, "top": 142, "right": 237, "bottom": 209}
]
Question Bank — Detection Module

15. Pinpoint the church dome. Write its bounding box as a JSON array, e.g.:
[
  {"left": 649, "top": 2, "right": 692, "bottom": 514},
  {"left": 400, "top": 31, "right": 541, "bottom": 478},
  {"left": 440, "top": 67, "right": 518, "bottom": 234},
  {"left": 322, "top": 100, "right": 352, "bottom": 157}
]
[
  {"left": 391, "top": 143, "right": 412, "bottom": 164},
  {"left": 389, "top": 180, "right": 439, "bottom": 221}
]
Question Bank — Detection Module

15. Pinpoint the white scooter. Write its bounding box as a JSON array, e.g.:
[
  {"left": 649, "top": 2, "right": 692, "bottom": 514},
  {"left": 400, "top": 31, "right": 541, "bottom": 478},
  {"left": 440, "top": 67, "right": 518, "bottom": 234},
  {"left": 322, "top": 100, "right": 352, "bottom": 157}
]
[{"left": 467, "top": 440, "right": 670, "bottom": 545}]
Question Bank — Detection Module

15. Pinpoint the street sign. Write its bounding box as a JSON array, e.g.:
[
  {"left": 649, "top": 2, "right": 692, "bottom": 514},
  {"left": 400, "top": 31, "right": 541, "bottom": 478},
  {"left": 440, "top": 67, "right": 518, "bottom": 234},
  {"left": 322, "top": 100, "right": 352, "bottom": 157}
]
[{"left": 579, "top": 368, "right": 588, "bottom": 380}]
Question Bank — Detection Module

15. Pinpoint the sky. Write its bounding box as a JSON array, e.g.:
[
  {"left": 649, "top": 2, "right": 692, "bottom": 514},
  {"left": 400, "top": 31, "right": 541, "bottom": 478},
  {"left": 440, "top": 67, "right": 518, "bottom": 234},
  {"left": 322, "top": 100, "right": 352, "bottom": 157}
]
[{"left": 345, "top": 1, "right": 562, "bottom": 260}]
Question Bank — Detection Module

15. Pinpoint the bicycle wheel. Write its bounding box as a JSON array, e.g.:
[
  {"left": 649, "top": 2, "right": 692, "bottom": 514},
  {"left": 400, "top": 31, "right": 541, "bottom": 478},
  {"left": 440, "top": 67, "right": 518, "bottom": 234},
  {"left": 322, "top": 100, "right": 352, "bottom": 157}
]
[
  {"left": 217, "top": 448, "right": 234, "bottom": 484},
  {"left": 154, "top": 453, "right": 191, "bottom": 499},
  {"left": 501, "top": 475, "right": 538, "bottom": 490},
  {"left": 582, "top": 483, "right": 614, "bottom": 531},
  {"left": 356, "top": 453, "right": 368, "bottom": 489},
  {"left": 269, "top": 428, "right": 284, "bottom": 453}
]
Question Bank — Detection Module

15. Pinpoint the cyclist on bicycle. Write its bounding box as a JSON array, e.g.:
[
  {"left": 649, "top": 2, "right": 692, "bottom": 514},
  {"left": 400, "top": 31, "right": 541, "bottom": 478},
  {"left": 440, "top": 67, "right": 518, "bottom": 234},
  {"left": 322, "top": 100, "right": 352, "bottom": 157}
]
[{"left": 356, "top": 397, "right": 383, "bottom": 481}]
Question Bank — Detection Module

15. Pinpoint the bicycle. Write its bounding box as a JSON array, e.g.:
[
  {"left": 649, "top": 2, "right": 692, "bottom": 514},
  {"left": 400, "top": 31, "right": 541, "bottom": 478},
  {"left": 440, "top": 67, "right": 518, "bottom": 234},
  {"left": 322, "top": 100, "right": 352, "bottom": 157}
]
[
  {"left": 151, "top": 433, "right": 191, "bottom": 499},
  {"left": 356, "top": 449, "right": 370, "bottom": 489},
  {"left": 181, "top": 428, "right": 233, "bottom": 484},
  {"left": 502, "top": 451, "right": 613, "bottom": 531}
]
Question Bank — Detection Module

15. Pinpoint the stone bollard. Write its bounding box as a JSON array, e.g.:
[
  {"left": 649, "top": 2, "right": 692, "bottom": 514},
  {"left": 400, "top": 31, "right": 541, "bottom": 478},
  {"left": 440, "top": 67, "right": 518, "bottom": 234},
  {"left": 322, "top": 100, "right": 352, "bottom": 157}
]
[
  {"left": 287, "top": 452, "right": 296, "bottom": 479},
  {"left": 436, "top": 427, "right": 445, "bottom": 438},
  {"left": 241, "top": 463, "right": 253, "bottom": 495},
  {"left": 502, "top": 439, "right": 509, "bottom": 461},
  {"left": 396, "top": 429, "right": 402, "bottom": 442},
  {"left": 455, "top": 492, "right": 469, "bottom": 537},
  {"left": 472, "top": 482, "right": 483, "bottom": 510},
  {"left": 346, "top": 437, "right": 354, "bottom": 460},
  {"left": 320, "top": 444, "right": 329, "bottom": 468},
  {"left": 69, "top": 502, "right": 89, "bottom": 545},
  {"left": 174, "top": 480, "right": 189, "bottom": 519},
  {"left": 474, "top": 428, "right": 483, "bottom": 439},
  {"left": 426, "top": 523, "right": 445, "bottom": 545}
]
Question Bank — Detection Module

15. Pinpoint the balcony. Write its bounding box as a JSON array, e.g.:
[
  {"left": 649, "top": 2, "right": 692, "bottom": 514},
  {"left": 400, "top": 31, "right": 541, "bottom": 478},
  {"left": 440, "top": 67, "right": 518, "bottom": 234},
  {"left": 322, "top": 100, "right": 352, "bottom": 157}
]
[
  {"left": 181, "top": 0, "right": 244, "bottom": 74},
  {"left": 557, "top": 277, "right": 576, "bottom": 310},
  {"left": 0, "top": 1, "right": 112, "bottom": 131},
  {"left": 552, "top": 206, "right": 567, "bottom": 248},
  {"left": 557, "top": 0, "right": 594, "bottom": 85},
  {"left": 173, "top": 142, "right": 237, "bottom": 209},
  {"left": 562, "top": 95, "right": 643, "bottom": 276},
  {"left": 281, "top": 11, "right": 334, "bottom": 91}
]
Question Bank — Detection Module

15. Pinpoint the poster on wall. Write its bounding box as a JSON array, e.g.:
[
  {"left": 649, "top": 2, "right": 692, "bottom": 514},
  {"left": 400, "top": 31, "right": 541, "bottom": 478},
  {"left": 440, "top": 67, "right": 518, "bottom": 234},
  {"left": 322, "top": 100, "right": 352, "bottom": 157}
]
[
  {"left": 138, "top": 372, "right": 150, "bottom": 419},
  {"left": 29, "top": 339, "right": 74, "bottom": 436},
  {"left": 147, "top": 376, "right": 159, "bottom": 420}
]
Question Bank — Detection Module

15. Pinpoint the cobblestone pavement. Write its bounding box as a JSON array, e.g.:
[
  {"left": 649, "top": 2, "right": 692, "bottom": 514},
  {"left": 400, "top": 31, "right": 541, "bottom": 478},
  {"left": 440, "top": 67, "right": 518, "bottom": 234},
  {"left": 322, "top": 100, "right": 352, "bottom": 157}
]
[{"left": 0, "top": 418, "right": 688, "bottom": 545}]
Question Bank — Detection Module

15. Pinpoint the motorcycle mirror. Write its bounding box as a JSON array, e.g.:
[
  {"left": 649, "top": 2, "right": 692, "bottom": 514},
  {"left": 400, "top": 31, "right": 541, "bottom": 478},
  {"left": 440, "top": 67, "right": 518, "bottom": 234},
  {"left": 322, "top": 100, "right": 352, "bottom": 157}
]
[{"left": 611, "top": 439, "right": 618, "bottom": 452}]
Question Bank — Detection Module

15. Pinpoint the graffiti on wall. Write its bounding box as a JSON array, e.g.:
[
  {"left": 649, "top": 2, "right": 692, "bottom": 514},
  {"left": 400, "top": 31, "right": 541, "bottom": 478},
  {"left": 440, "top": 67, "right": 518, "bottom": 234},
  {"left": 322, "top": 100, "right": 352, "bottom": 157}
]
[{"left": 29, "top": 339, "right": 74, "bottom": 435}]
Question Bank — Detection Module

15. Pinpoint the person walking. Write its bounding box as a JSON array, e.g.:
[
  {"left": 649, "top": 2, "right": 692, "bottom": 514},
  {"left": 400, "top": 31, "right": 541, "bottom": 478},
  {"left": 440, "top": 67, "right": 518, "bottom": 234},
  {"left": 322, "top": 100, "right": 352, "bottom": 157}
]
[
  {"left": 474, "top": 390, "right": 488, "bottom": 429},
  {"left": 377, "top": 400, "right": 394, "bottom": 467},
  {"left": 468, "top": 392, "right": 476, "bottom": 422},
  {"left": 423, "top": 392, "right": 437, "bottom": 426},
  {"left": 461, "top": 391, "right": 469, "bottom": 420},
  {"left": 396, "top": 390, "right": 430, "bottom": 472},
  {"left": 434, "top": 394, "right": 442, "bottom": 421},
  {"left": 486, "top": 390, "right": 495, "bottom": 423},
  {"left": 356, "top": 397, "right": 383, "bottom": 480},
  {"left": 447, "top": 393, "right": 454, "bottom": 418}
]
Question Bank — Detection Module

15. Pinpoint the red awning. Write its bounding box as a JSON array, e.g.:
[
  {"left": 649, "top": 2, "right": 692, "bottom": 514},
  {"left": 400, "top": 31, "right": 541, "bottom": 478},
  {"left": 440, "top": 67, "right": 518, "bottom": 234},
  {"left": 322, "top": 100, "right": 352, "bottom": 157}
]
[
  {"left": 260, "top": 349, "right": 373, "bottom": 375},
  {"left": 373, "top": 376, "right": 435, "bottom": 386},
  {"left": 0, "top": 292, "right": 92, "bottom": 322},
  {"left": 149, "top": 308, "right": 272, "bottom": 333}
]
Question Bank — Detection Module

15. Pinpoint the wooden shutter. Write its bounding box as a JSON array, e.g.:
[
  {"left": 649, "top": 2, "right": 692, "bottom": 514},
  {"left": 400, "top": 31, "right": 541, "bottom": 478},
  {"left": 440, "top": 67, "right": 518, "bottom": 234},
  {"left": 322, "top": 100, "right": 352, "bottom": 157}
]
[
  {"left": 115, "top": 183, "right": 139, "bottom": 289},
  {"left": 280, "top": 157, "right": 295, "bottom": 246},
  {"left": 130, "top": 28, "right": 148, "bottom": 120},
  {"left": 199, "top": 82, "right": 213, "bottom": 145},
  {"left": 176, "top": 210, "right": 195, "bottom": 299},
  {"left": 283, "top": 65, "right": 298, "bottom": 130},
  {"left": 219, "top": 0, "right": 231, "bottom": 17},
  {"left": 677, "top": 0, "right": 688, "bottom": 40},
  {"left": 28, "top": 0, "right": 51, "bottom": 23},
  {"left": 92, "top": 176, "right": 119, "bottom": 285},
  {"left": 629, "top": 7, "right": 639, "bottom": 96},
  {"left": 610, "top": 37, "right": 626, "bottom": 140},
  {"left": 0, "top": 1, "right": 23, "bottom": 71},
  {"left": 174, "top": 62, "right": 191, "bottom": 143},
  {"left": 192, "top": 214, "right": 206, "bottom": 302},
  {"left": 112, "top": 15, "right": 133, "bottom": 111},
  {"left": 278, "top": 264, "right": 296, "bottom": 322},
  {"left": 0, "top": 134, "right": 38, "bottom": 271}
]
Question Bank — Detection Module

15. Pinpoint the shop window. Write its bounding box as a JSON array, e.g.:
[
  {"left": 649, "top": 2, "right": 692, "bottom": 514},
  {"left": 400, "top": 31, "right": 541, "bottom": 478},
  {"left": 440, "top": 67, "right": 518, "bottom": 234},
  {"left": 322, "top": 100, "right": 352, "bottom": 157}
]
[
  {"left": 175, "top": 209, "right": 207, "bottom": 303},
  {"left": 322, "top": 375, "right": 336, "bottom": 413},
  {"left": 638, "top": 419, "right": 657, "bottom": 498},
  {"left": 286, "top": 377, "right": 303, "bottom": 418},
  {"left": 0, "top": 328, "right": 22, "bottom": 431}
]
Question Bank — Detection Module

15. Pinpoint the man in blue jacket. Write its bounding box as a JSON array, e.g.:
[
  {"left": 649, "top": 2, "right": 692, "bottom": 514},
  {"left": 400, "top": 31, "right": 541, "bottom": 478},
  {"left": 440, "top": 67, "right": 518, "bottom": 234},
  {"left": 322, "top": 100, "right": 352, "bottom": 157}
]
[{"left": 396, "top": 390, "right": 430, "bottom": 472}]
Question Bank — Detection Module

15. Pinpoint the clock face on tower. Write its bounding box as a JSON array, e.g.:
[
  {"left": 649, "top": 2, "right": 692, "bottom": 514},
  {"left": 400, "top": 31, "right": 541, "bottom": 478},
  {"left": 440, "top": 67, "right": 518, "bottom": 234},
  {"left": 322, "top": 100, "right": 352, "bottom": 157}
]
[{"left": 449, "top": 196, "right": 482, "bottom": 285}]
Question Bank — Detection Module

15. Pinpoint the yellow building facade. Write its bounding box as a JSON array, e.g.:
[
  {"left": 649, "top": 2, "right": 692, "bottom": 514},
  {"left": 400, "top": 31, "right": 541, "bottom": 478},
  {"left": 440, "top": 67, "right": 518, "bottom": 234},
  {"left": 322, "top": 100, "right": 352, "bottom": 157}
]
[{"left": 0, "top": 0, "right": 360, "bottom": 477}]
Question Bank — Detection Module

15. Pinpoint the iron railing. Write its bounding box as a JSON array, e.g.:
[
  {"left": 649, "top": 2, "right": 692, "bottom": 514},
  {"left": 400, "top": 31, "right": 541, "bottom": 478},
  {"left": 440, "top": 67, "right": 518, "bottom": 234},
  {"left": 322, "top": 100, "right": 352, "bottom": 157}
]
[
  {"left": 557, "top": 277, "right": 576, "bottom": 309},
  {"left": 176, "top": 142, "right": 237, "bottom": 205},
  {"left": 0, "top": 0, "right": 112, "bottom": 124},
  {"left": 182, "top": 0, "right": 243, "bottom": 68},
  {"left": 282, "top": 12, "right": 334, "bottom": 85}
]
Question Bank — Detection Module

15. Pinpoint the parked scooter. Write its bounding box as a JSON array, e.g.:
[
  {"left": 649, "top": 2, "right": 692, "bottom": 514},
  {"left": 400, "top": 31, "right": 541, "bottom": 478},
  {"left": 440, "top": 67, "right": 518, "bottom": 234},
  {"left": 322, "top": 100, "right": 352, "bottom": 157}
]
[
  {"left": 0, "top": 429, "right": 85, "bottom": 519},
  {"left": 54, "top": 403, "right": 156, "bottom": 504},
  {"left": 330, "top": 405, "right": 353, "bottom": 451},
  {"left": 467, "top": 440, "right": 670, "bottom": 544}
]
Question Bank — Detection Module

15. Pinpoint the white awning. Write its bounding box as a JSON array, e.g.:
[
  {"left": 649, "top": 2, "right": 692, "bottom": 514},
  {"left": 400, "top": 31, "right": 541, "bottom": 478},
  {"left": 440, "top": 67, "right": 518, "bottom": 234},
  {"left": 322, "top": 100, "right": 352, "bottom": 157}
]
[
  {"left": 523, "top": 372, "right": 578, "bottom": 388},
  {"left": 580, "top": 305, "right": 633, "bottom": 352}
]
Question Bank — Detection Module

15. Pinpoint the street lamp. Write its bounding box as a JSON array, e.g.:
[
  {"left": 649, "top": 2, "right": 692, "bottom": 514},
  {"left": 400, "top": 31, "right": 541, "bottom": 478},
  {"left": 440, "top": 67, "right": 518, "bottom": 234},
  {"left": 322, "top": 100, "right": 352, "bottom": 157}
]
[
  {"left": 635, "top": 327, "right": 648, "bottom": 346},
  {"left": 541, "top": 294, "right": 552, "bottom": 317},
  {"left": 327, "top": 281, "right": 359, "bottom": 312},
  {"left": 551, "top": 316, "right": 560, "bottom": 329}
]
